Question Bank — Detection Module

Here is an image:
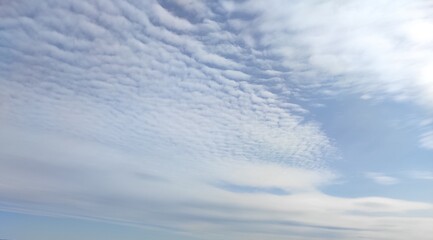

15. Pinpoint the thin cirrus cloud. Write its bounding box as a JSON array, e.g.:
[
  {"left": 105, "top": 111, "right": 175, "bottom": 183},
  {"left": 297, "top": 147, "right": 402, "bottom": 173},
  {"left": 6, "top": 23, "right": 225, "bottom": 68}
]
[
  {"left": 364, "top": 172, "right": 399, "bottom": 185},
  {"left": 409, "top": 171, "right": 433, "bottom": 180},
  {"left": 1, "top": 0, "right": 433, "bottom": 240},
  {"left": 420, "top": 131, "right": 433, "bottom": 150}
]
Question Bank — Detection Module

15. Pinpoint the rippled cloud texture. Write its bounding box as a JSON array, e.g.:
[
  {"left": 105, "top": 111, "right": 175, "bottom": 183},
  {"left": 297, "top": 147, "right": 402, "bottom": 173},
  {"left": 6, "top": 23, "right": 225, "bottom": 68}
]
[{"left": 1, "top": 1, "right": 433, "bottom": 240}]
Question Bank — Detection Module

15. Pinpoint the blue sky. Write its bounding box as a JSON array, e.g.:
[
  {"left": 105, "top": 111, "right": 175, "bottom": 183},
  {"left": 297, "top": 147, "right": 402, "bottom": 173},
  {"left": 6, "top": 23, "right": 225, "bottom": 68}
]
[{"left": 1, "top": 0, "right": 433, "bottom": 239}]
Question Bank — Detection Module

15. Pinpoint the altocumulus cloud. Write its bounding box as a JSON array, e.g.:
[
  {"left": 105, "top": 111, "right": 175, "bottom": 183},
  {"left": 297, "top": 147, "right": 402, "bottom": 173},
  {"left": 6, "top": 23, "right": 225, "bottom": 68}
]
[{"left": 1, "top": 1, "right": 433, "bottom": 240}]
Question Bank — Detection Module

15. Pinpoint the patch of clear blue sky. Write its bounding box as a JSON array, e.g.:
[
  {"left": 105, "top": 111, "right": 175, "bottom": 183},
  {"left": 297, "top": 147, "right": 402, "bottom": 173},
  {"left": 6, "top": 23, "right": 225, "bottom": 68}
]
[
  {"left": 312, "top": 94, "right": 433, "bottom": 202},
  {"left": 0, "top": 210, "right": 192, "bottom": 240}
]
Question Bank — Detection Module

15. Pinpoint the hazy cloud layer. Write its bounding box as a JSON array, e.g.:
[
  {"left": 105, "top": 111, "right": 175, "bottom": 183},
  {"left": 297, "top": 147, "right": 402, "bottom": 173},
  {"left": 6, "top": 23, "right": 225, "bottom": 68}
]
[
  {"left": 1, "top": 126, "right": 432, "bottom": 240},
  {"left": 1, "top": 0, "right": 433, "bottom": 239}
]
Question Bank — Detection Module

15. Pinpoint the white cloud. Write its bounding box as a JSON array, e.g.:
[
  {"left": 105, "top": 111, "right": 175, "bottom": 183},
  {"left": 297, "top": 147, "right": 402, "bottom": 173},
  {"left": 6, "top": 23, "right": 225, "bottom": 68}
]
[
  {"left": 365, "top": 172, "right": 399, "bottom": 185},
  {"left": 404, "top": 20, "right": 433, "bottom": 44},
  {"left": 1, "top": 0, "right": 433, "bottom": 239},
  {"left": 0, "top": 0, "right": 334, "bottom": 169},
  {"left": 1, "top": 126, "right": 433, "bottom": 240},
  {"left": 237, "top": 0, "right": 433, "bottom": 149}
]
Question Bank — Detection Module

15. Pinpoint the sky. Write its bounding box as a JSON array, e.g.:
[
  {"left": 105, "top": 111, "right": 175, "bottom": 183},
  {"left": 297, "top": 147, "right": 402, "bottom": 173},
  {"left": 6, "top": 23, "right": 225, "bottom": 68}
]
[{"left": 1, "top": 0, "right": 433, "bottom": 239}]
